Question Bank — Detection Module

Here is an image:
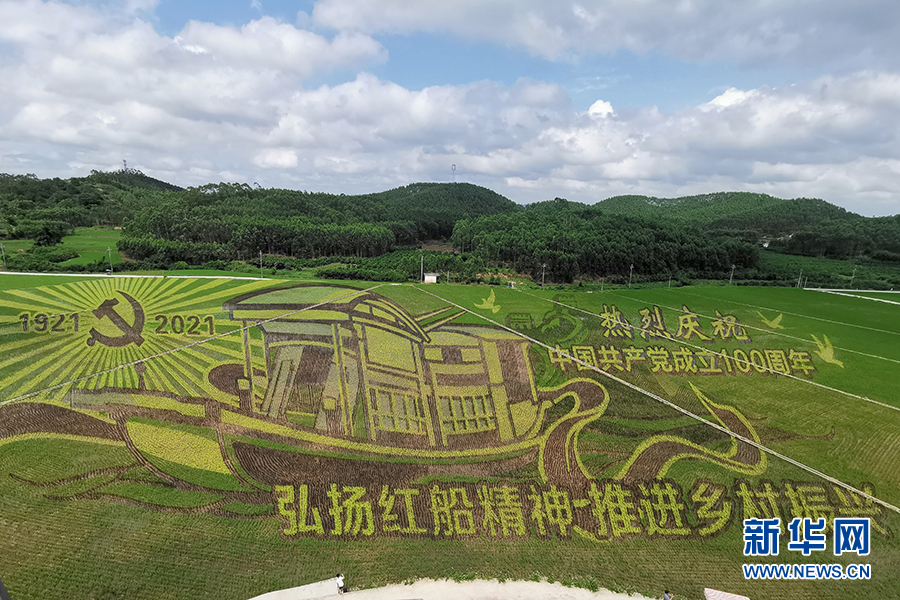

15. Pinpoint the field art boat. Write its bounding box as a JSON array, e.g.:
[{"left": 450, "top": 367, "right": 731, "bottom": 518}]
[
  {"left": 1, "top": 284, "right": 766, "bottom": 516},
  {"left": 55, "top": 285, "right": 610, "bottom": 493}
]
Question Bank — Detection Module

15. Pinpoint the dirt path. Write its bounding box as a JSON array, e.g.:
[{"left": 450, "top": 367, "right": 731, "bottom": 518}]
[{"left": 250, "top": 578, "right": 657, "bottom": 600}]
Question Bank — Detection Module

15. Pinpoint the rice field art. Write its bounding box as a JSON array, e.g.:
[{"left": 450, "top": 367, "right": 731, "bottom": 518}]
[{"left": 1, "top": 277, "right": 898, "bottom": 600}]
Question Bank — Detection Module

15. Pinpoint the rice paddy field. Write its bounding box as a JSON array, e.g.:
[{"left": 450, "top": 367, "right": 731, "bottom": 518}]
[
  {"left": 0, "top": 275, "right": 898, "bottom": 600},
  {"left": 0, "top": 228, "right": 124, "bottom": 267},
  {"left": 57, "top": 228, "right": 124, "bottom": 266}
]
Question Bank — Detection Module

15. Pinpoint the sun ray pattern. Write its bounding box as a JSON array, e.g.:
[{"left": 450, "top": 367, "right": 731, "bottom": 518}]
[{"left": 0, "top": 278, "right": 275, "bottom": 403}]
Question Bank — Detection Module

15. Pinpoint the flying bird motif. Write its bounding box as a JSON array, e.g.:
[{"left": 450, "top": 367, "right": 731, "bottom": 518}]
[
  {"left": 757, "top": 311, "right": 784, "bottom": 329},
  {"left": 811, "top": 334, "right": 843, "bottom": 368},
  {"left": 475, "top": 289, "right": 501, "bottom": 313}
]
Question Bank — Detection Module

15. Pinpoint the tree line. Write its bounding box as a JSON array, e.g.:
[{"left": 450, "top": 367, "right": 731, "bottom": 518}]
[
  {"left": 594, "top": 191, "right": 900, "bottom": 261},
  {"left": 769, "top": 216, "right": 900, "bottom": 261},
  {"left": 117, "top": 182, "right": 516, "bottom": 264},
  {"left": 3, "top": 171, "right": 899, "bottom": 282},
  {"left": 451, "top": 198, "right": 759, "bottom": 282}
]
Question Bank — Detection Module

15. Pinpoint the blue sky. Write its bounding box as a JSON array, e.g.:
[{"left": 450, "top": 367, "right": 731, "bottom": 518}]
[
  {"left": 1, "top": 0, "right": 899, "bottom": 215},
  {"left": 152, "top": 0, "right": 312, "bottom": 35},
  {"left": 149, "top": 0, "right": 819, "bottom": 112}
]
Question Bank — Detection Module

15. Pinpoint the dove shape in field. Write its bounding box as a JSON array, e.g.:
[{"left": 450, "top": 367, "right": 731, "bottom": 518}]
[
  {"left": 757, "top": 311, "right": 784, "bottom": 329},
  {"left": 811, "top": 334, "right": 844, "bottom": 368},
  {"left": 475, "top": 289, "right": 501, "bottom": 313}
]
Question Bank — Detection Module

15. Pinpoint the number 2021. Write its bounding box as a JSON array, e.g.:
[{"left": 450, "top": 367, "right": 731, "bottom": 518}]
[{"left": 154, "top": 315, "right": 214, "bottom": 335}]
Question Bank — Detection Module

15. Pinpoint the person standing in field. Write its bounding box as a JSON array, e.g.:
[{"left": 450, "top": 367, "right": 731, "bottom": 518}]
[
  {"left": 663, "top": 590, "right": 673, "bottom": 600},
  {"left": 336, "top": 573, "right": 345, "bottom": 595}
]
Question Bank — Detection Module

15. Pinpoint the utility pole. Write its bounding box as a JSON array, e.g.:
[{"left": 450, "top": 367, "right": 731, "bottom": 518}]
[
  {"left": 541, "top": 263, "right": 547, "bottom": 289},
  {"left": 849, "top": 265, "right": 857, "bottom": 289},
  {"left": 628, "top": 264, "right": 634, "bottom": 288},
  {"left": 0, "top": 242, "right": 5, "bottom": 266},
  {"left": 729, "top": 264, "right": 736, "bottom": 285},
  {"left": 420, "top": 255, "right": 424, "bottom": 283},
  {"left": 107, "top": 247, "right": 113, "bottom": 273},
  {"left": 259, "top": 250, "right": 263, "bottom": 279},
  {"left": 797, "top": 269, "right": 803, "bottom": 288}
]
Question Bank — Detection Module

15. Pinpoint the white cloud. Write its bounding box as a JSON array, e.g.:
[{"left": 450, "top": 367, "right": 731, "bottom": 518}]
[
  {"left": 174, "top": 18, "right": 385, "bottom": 77},
  {"left": 246, "top": 69, "right": 899, "bottom": 214},
  {"left": 0, "top": 0, "right": 102, "bottom": 44},
  {"left": 254, "top": 148, "right": 299, "bottom": 169},
  {"left": 0, "top": 1, "right": 899, "bottom": 216},
  {"left": 1, "top": 2, "right": 386, "bottom": 131},
  {"left": 311, "top": 0, "right": 900, "bottom": 70},
  {"left": 588, "top": 100, "right": 614, "bottom": 118}
]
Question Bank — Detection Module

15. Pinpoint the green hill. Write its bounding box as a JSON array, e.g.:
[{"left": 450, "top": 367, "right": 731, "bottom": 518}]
[
  {"left": 594, "top": 192, "right": 900, "bottom": 261},
  {"left": 597, "top": 192, "right": 858, "bottom": 235},
  {"left": 1, "top": 172, "right": 520, "bottom": 263},
  {"left": 3, "top": 172, "right": 899, "bottom": 276},
  {"left": 85, "top": 168, "right": 184, "bottom": 193},
  {"left": 149, "top": 181, "right": 518, "bottom": 234},
  {"left": 0, "top": 169, "right": 178, "bottom": 234},
  {"left": 452, "top": 197, "right": 759, "bottom": 282},
  {"left": 117, "top": 181, "right": 520, "bottom": 264}
]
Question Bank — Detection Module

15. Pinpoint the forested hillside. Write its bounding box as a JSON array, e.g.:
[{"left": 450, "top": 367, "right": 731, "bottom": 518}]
[
  {"left": 770, "top": 215, "right": 900, "bottom": 260},
  {"left": 598, "top": 191, "right": 856, "bottom": 234},
  {"left": 1, "top": 172, "right": 518, "bottom": 264},
  {"left": 451, "top": 198, "right": 758, "bottom": 282},
  {"left": 596, "top": 191, "right": 900, "bottom": 260},
  {"left": 2, "top": 171, "right": 899, "bottom": 283},
  {"left": 119, "top": 182, "right": 518, "bottom": 264},
  {"left": 0, "top": 170, "right": 174, "bottom": 243}
]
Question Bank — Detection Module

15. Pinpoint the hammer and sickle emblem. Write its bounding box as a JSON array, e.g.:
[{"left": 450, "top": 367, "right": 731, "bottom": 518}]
[{"left": 87, "top": 292, "right": 145, "bottom": 347}]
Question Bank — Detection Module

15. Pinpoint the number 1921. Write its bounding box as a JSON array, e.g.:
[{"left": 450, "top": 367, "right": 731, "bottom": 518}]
[{"left": 19, "top": 312, "right": 80, "bottom": 333}]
